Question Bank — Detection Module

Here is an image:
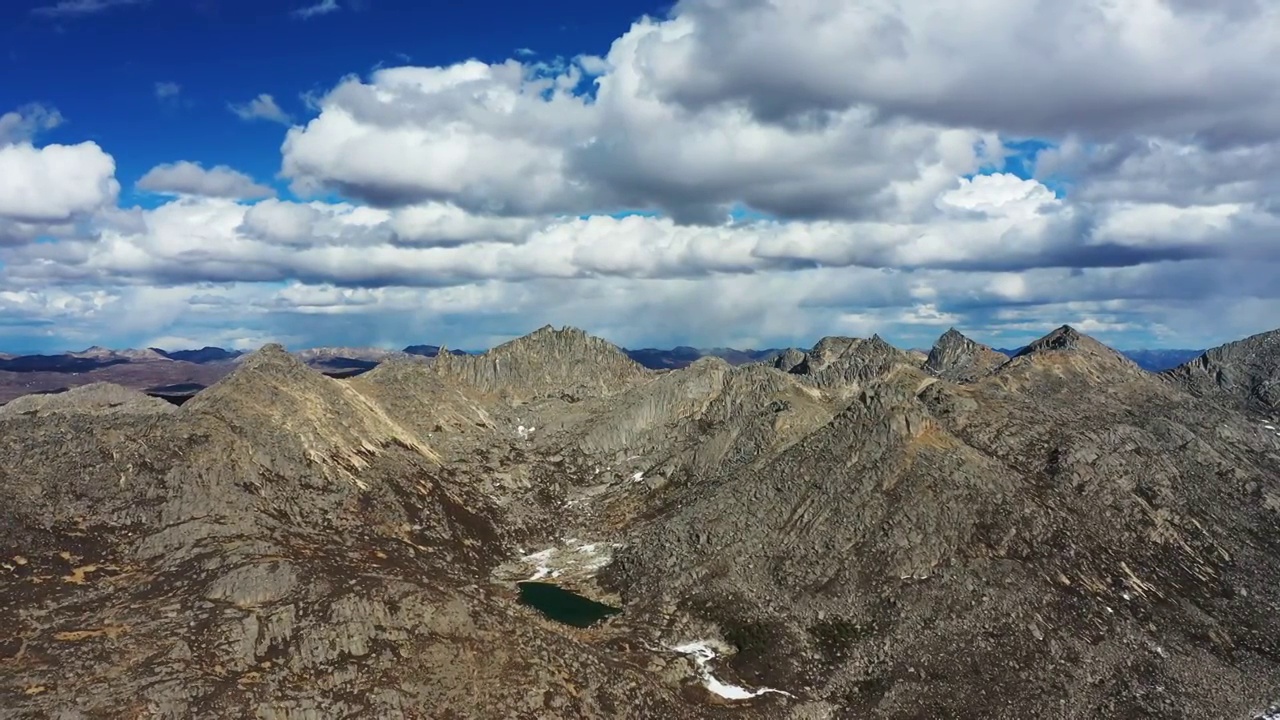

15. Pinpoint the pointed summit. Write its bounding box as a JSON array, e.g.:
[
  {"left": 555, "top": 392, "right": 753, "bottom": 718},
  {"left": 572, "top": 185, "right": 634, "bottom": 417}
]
[
  {"left": 1001, "top": 325, "right": 1141, "bottom": 381},
  {"left": 183, "top": 342, "right": 321, "bottom": 415},
  {"left": 67, "top": 345, "right": 125, "bottom": 361},
  {"left": 773, "top": 347, "right": 807, "bottom": 373},
  {"left": 1013, "top": 325, "right": 1137, "bottom": 366},
  {"left": 1016, "top": 325, "right": 1086, "bottom": 355},
  {"left": 184, "top": 342, "right": 436, "bottom": 482},
  {"left": 430, "top": 325, "right": 649, "bottom": 403},
  {"left": 228, "top": 342, "right": 312, "bottom": 376},
  {"left": 925, "top": 328, "right": 1008, "bottom": 383}
]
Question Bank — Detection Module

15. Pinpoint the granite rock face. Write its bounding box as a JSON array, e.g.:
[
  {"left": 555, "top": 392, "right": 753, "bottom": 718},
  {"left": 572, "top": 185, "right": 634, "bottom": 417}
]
[
  {"left": 923, "top": 327, "right": 1008, "bottom": 382},
  {"left": 0, "top": 342, "right": 706, "bottom": 720},
  {"left": 783, "top": 335, "right": 917, "bottom": 392},
  {"left": 3, "top": 324, "right": 1280, "bottom": 719},
  {"left": 428, "top": 325, "right": 651, "bottom": 404},
  {"left": 610, "top": 325, "right": 1280, "bottom": 719},
  {"left": 1165, "top": 327, "right": 1280, "bottom": 417},
  {"left": 772, "top": 348, "right": 807, "bottom": 373}
]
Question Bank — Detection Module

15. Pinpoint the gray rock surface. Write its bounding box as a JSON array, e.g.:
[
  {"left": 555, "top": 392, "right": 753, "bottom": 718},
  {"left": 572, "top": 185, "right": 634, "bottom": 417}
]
[
  {"left": 784, "top": 335, "right": 916, "bottom": 392},
  {"left": 923, "top": 327, "right": 1008, "bottom": 382},
  {"left": 2, "top": 324, "right": 1279, "bottom": 719},
  {"left": 0, "top": 342, "right": 709, "bottom": 719},
  {"left": 611, "top": 325, "right": 1280, "bottom": 719},
  {"left": 772, "top": 348, "right": 807, "bottom": 373},
  {"left": 429, "top": 325, "right": 650, "bottom": 403},
  {"left": 0, "top": 382, "right": 174, "bottom": 417},
  {"left": 1165, "top": 327, "right": 1280, "bottom": 416}
]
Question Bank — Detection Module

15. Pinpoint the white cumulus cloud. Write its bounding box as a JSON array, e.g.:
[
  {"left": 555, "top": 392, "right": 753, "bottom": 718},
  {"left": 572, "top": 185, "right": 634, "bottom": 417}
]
[
  {"left": 137, "top": 161, "right": 275, "bottom": 200},
  {"left": 0, "top": 141, "right": 118, "bottom": 228},
  {"left": 4, "top": 0, "right": 1280, "bottom": 351}
]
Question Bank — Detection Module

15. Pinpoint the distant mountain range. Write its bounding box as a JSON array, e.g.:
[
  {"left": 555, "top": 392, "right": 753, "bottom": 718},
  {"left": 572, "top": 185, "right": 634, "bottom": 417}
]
[{"left": 0, "top": 338, "right": 1210, "bottom": 405}]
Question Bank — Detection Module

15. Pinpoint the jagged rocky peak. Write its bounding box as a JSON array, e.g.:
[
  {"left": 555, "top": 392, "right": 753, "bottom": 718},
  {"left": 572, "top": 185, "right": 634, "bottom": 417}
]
[
  {"left": 801, "top": 335, "right": 860, "bottom": 369},
  {"left": 69, "top": 345, "right": 115, "bottom": 359},
  {"left": 1018, "top": 324, "right": 1087, "bottom": 354},
  {"left": 772, "top": 347, "right": 807, "bottom": 373},
  {"left": 496, "top": 324, "right": 620, "bottom": 357},
  {"left": 359, "top": 353, "right": 433, "bottom": 381},
  {"left": 185, "top": 341, "right": 438, "bottom": 477},
  {"left": 233, "top": 342, "right": 312, "bottom": 375},
  {"left": 1000, "top": 325, "right": 1143, "bottom": 385},
  {"left": 787, "top": 334, "right": 915, "bottom": 389},
  {"left": 431, "top": 325, "right": 650, "bottom": 402},
  {"left": 787, "top": 335, "right": 859, "bottom": 375},
  {"left": 935, "top": 327, "right": 967, "bottom": 346},
  {"left": 682, "top": 354, "right": 732, "bottom": 373},
  {"left": 565, "top": 354, "right": 734, "bottom": 456},
  {"left": 1165, "top": 327, "right": 1280, "bottom": 415},
  {"left": 182, "top": 343, "right": 323, "bottom": 413},
  {"left": 925, "top": 327, "right": 1008, "bottom": 383},
  {"left": 1014, "top": 325, "right": 1135, "bottom": 364}
]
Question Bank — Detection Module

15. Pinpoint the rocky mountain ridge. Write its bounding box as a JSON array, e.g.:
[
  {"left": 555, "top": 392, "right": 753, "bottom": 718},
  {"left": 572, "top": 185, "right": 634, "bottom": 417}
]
[
  {"left": 2, "top": 324, "right": 1279, "bottom": 717},
  {"left": 1165, "top": 327, "right": 1280, "bottom": 416}
]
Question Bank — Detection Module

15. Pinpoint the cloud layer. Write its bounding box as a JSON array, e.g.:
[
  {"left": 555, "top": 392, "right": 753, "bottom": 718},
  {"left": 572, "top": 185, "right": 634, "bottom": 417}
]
[
  {"left": 136, "top": 162, "right": 275, "bottom": 200},
  {"left": 3, "top": 0, "right": 1279, "bottom": 352}
]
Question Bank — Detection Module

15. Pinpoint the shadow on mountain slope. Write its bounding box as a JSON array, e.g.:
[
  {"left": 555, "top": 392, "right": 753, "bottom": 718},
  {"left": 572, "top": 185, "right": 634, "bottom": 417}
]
[{"left": 2, "top": 324, "right": 1279, "bottom": 719}]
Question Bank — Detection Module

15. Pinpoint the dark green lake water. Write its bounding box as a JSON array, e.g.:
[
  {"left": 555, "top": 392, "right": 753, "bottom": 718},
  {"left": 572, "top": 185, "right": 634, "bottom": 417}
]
[{"left": 516, "top": 581, "right": 621, "bottom": 628}]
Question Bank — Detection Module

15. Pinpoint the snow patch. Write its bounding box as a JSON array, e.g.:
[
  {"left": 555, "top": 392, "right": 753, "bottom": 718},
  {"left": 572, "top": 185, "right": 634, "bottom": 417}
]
[
  {"left": 518, "top": 540, "right": 612, "bottom": 580},
  {"left": 631, "top": 470, "right": 645, "bottom": 483},
  {"left": 516, "top": 424, "right": 535, "bottom": 440},
  {"left": 521, "top": 548, "right": 556, "bottom": 581},
  {"left": 670, "top": 641, "right": 794, "bottom": 702}
]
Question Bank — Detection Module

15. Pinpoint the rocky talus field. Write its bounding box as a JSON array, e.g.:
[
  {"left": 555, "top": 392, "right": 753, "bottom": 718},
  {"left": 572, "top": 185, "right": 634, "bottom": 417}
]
[{"left": 2, "top": 324, "right": 1279, "bottom": 719}]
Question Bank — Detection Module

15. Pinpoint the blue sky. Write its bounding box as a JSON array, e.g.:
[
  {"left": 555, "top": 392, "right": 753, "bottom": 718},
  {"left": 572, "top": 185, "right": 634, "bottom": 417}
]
[
  {"left": 1, "top": 0, "right": 1277, "bottom": 354},
  {"left": 2, "top": 0, "right": 661, "bottom": 203}
]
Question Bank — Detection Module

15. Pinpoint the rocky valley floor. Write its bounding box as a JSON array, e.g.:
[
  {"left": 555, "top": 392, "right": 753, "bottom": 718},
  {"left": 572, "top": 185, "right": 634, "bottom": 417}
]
[{"left": 1, "top": 324, "right": 1279, "bottom": 719}]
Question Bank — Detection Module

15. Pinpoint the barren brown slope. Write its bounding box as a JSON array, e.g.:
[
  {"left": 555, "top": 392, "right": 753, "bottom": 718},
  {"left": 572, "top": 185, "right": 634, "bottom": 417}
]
[
  {"left": 5, "top": 323, "right": 1280, "bottom": 720},
  {"left": 348, "top": 357, "right": 513, "bottom": 450},
  {"left": 610, "top": 326, "right": 1280, "bottom": 719},
  {"left": 524, "top": 358, "right": 841, "bottom": 538},
  {"left": 784, "top": 334, "right": 918, "bottom": 393},
  {"left": 429, "top": 324, "right": 651, "bottom": 404},
  {"left": 0, "top": 342, "right": 736, "bottom": 719}
]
